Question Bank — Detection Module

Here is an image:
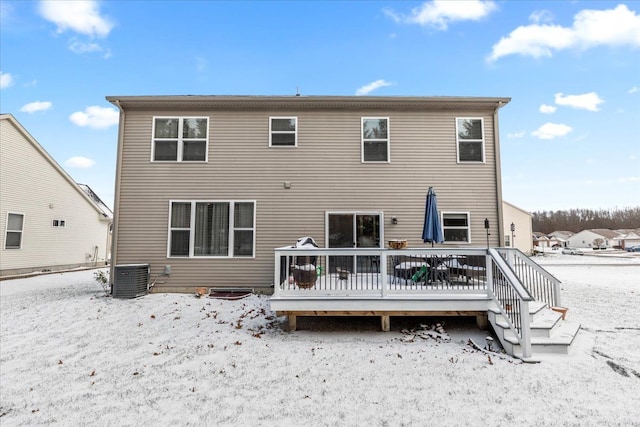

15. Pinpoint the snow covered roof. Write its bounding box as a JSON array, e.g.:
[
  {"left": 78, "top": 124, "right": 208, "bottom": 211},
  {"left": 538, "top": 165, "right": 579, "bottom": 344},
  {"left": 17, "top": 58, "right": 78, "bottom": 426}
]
[
  {"left": 588, "top": 229, "right": 624, "bottom": 239},
  {"left": 77, "top": 183, "right": 113, "bottom": 218}
]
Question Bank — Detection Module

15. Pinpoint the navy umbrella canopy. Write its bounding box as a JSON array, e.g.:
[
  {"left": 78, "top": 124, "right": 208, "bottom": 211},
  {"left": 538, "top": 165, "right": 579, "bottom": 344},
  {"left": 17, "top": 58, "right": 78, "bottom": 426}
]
[{"left": 422, "top": 187, "right": 444, "bottom": 247}]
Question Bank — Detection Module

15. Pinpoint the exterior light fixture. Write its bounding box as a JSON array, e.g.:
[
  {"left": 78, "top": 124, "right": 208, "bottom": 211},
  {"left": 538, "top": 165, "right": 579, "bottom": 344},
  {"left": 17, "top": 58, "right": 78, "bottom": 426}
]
[
  {"left": 510, "top": 222, "right": 516, "bottom": 248},
  {"left": 484, "top": 218, "right": 490, "bottom": 248}
]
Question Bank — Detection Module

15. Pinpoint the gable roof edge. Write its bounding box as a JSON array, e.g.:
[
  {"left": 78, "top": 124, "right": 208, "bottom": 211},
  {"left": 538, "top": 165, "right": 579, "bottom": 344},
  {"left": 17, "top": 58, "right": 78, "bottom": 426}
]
[{"left": 1, "top": 114, "right": 111, "bottom": 219}]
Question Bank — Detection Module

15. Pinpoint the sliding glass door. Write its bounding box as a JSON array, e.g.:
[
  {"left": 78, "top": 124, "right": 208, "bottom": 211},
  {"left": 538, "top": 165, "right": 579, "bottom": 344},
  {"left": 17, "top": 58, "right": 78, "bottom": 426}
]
[{"left": 326, "top": 212, "right": 382, "bottom": 273}]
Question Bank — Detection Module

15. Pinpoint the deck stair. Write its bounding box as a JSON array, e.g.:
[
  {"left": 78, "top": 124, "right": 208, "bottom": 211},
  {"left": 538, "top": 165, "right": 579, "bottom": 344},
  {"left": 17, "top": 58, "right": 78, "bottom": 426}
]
[{"left": 488, "top": 301, "right": 581, "bottom": 358}]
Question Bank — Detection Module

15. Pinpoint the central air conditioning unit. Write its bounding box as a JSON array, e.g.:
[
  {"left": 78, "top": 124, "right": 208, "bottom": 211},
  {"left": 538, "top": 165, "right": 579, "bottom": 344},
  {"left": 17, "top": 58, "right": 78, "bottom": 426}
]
[{"left": 112, "top": 264, "right": 150, "bottom": 298}]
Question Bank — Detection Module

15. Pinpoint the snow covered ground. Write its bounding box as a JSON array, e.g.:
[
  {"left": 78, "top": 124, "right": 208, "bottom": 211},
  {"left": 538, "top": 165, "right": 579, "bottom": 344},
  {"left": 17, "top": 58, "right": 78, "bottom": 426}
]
[{"left": 1, "top": 254, "right": 639, "bottom": 426}]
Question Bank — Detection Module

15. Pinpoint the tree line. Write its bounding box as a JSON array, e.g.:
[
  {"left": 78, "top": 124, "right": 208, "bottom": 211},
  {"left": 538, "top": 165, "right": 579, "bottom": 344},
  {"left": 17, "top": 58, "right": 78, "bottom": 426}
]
[{"left": 532, "top": 207, "right": 640, "bottom": 234}]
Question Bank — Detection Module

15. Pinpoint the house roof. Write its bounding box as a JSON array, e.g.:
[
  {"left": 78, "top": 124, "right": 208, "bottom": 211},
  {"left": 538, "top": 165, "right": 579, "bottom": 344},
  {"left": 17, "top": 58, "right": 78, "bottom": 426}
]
[
  {"left": 106, "top": 95, "right": 511, "bottom": 111},
  {"left": 503, "top": 200, "right": 532, "bottom": 217},
  {"left": 78, "top": 184, "right": 113, "bottom": 218},
  {"left": 1, "top": 113, "right": 112, "bottom": 221},
  {"left": 588, "top": 229, "right": 623, "bottom": 239},
  {"left": 548, "top": 231, "right": 575, "bottom": 240}
]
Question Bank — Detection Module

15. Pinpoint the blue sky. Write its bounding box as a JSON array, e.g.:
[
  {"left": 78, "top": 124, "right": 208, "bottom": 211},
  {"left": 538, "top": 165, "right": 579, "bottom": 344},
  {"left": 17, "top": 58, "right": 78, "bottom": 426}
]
[{"left": 1, "top": 0, "right": 639, "bottom": 212}]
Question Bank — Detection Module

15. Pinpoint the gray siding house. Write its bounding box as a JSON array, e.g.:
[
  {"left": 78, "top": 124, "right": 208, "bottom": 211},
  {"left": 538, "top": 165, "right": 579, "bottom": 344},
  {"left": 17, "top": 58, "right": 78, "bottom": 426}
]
[{"left": 107, "top": 95, "right": 510, "bottom": 293}]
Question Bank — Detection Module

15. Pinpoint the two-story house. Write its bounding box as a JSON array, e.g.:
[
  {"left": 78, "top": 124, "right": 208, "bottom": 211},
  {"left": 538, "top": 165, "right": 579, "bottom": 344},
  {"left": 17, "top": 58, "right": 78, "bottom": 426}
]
[{"left": 106, "top": 95, "right": 512, "bottom": 292}]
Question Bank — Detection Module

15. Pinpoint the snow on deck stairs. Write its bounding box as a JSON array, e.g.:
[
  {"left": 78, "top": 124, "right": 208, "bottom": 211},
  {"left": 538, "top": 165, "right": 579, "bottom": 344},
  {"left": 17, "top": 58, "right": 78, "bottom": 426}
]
[{"left": 488, "top": 301, "right": 581, "bottom": 357}]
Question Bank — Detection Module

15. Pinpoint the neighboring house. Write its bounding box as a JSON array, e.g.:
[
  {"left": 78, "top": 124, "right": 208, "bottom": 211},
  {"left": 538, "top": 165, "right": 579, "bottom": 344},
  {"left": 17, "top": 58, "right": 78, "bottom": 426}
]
[
  {"left": 547, "top": 230, "right": 574, "bottom": 248},
  {"left": 566, "top": 229, "right": 621, "bottom": 249},
  {"left": 0, "top": 114, "right": 113, "bottom": 277},
  {"left": 502, "top": 201, "right": 533, "bottom": 253},
  {"left": 614, "top": 230, "right": 640, "bottom": 249},
  {"left": 532, "top": 232, "right": 550, "bottom": 248},
  {"left": 106, "top": 95, "right": 511, "bottom": 292}
]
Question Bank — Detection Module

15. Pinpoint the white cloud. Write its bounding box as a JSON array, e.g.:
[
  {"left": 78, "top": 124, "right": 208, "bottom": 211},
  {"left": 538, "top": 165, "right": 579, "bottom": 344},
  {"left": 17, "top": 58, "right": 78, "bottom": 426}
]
[
  {"left": 629, "top": 86, "right": 639, "bottom": 94},
  {"left": 69, "top": 39, "right": 103, "bottom": 54},
  {"left": 0, "top": 71, "right": 13, "bottom": 89},
  {"left": 38, "top": 0, "right": 114, "bottom": 37},
  {"left": 385, "top": 0, "right": 497, "bottom": 30},
  {"left": 555, "top": 92, "right": 604, "bottom": 111},
  {"left": 69, "top": 106, "right": 119, "bottom": 129},
  {"left": 19, "top": 101, "right": 53, "bottom": 113},
  {"left": 355, "top": 80, "right": 393, "bottom": 96},
  {"left": 539, "top": 104, "right": 556, "bottom": 114},
  {"left": 507, "top": 131, "right": 526, "bottom": 138},
  {"left": 488, "top": 4, "right": 640, "bottom": 61},
  {"left": 529, "top": 10, "right": 554, "bottom": 25},
  {"left": 532, "top": 122, "right": 572, "bottom": 139},
  {"left": 65, "top": 156, "right": 95, "bottom": 168}
]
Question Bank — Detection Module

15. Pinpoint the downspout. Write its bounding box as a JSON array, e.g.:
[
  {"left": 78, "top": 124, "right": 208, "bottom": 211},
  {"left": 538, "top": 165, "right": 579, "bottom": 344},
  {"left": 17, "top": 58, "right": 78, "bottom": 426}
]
[
  {"left": 493, "top": 101, "right": 505, "bottom": 247},
  {"left": 109, "top": 99, "right": 125, "bottom": 290}
]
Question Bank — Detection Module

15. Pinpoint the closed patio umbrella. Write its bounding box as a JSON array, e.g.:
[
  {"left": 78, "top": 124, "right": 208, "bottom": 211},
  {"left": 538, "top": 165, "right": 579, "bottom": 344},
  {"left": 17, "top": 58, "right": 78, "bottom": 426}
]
[{"left": 422, "top": 187, "right": 444, "bottom": 247}]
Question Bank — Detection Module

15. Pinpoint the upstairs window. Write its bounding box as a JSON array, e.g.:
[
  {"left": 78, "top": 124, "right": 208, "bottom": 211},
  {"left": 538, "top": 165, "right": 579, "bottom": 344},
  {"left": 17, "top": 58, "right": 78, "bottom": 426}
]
[
  {"left": 362, "top": 117, "right": 389, "bottom": 162},
  {"left": 168, "top": 200, "right": 255, "bottom": 258},
  {"left": 5, "top": 213, "right": 24, "bottom": 249},
  {"left": 442, "top": 212, "right": 470, "bottom": 243},
  {"left": 152, "top": 117, "right": 208, "bottom": 162},
  {"left": 270, "top": 117, "right": 297, "bottom": 147},
  {"left": 456, "top": 118, "right": 484, "bottom": 163}
]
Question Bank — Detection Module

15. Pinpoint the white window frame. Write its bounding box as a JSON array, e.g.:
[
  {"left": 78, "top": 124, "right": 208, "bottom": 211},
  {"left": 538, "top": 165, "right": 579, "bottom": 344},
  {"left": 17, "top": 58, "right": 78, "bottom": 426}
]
[
  {"left": 167, "top": 200, "right": 256, "bottom": 258},
  {"left": 269, "top": 117, "right": 297, "bottom": 147},
  {"left": 441, "top": 211, "right": 471, "bottom": 244},
  {"left": 455, "top": 117, "right": 485, "bottom": 163},
  {"left": 361, "top": 117, "right": 390, "bottom": 163},
  {"left": 151, "top": 116, "right": 209, "bottom": 162},
  {"left": 5, "top": 212, "right": 25, "bottom": 250}
]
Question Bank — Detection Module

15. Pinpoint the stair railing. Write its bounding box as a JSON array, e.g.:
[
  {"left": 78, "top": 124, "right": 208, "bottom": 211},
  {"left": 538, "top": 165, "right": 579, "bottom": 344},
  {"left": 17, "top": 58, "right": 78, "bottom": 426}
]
[
  {"left": 498, "top": 248, "right": 562, "bottom": 308},
  {"left": 487, "top": 248, "right": 534, "bottom": 358}
]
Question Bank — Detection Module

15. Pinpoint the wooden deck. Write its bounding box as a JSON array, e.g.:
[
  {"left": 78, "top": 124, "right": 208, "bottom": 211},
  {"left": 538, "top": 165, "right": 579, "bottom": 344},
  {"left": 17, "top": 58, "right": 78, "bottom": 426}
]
[{"left": 271, "top": 247, "right": 565, "bottom": 358}]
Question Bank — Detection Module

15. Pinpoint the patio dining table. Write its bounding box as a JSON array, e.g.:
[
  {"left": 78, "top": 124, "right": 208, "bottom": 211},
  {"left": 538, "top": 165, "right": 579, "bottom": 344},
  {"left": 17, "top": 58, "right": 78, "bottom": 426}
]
[{"left": 394, "top": 257, "right": 450, "bottom": 283}]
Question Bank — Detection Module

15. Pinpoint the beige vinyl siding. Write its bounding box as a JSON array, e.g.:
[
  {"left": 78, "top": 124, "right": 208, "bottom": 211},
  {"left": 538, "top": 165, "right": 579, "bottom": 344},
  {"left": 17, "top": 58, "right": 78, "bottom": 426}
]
[
  {"left": 0, "top": 117, "right": 111, "bottom": 275},
  {"left": 114, "top": 104, "right": 502, "bottom": 290}
]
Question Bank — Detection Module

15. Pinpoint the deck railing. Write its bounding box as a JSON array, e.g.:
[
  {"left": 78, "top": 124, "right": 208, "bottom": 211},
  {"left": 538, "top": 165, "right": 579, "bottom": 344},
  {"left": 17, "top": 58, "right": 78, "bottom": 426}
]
[
  {"left": 273, "top": 246, "right": 556, "bottom": 359},
  {"left": 487, "top": 248, "right": 534, "bottom": 357},
  {"left": 273, "top": 247, "right": 490, "bottom": 297},
  {"left": 497, "top": 248, "right": 562, "bottom": 308}
]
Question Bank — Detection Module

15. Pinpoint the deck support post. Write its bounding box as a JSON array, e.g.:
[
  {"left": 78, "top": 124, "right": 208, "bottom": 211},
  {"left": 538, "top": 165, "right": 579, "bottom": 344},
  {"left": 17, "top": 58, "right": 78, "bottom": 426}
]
[
  {"left": 476, "top": 314, "right": 488, "bottom": 329},
  {"left": 381, "top": 315, "right": 390, "bottom": 332},
  {"left": 288, "top": 315, "right": 297, "bottom": 331}
]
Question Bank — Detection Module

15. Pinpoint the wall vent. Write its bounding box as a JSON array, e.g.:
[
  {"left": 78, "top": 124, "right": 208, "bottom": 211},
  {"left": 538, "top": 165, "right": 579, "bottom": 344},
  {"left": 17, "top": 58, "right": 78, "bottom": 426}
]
[{"left": 112, "top": 264, "right": 150, "bottom": 299}]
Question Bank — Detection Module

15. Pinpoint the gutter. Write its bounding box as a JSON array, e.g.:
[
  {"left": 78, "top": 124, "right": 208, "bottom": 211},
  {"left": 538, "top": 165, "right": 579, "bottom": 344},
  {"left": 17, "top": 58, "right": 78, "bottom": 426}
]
[
  {"left": 109, "top": 99, "right": 125, "bottom": 289},
  {"left": 494, "top": 101, "right": 506, "bottom": 247}
]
